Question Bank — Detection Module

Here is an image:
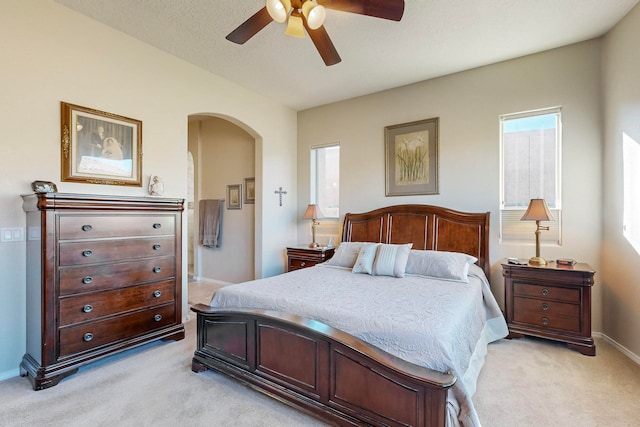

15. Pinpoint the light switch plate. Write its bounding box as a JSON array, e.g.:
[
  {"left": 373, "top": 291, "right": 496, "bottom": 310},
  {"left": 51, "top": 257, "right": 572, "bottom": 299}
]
[{"left": 1, "top": 227, "right": 25, "bottom": 242}]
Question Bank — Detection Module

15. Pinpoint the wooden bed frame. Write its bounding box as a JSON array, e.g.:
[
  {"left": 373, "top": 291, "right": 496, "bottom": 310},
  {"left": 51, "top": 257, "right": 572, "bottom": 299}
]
[{"left": 191, "top": 204, "right": 490, "bottom": 427}]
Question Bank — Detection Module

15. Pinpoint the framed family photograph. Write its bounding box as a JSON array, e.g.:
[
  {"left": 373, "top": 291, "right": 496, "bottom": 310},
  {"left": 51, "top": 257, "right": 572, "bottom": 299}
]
[
  {"left": 60, "top": 102, "right": 142, "bottom": 186},
  {"left": 227, "top": 184, "right": 242, "bottom": 210},
  {"left": 385, "top": 117, "right": 439, "bottom": 196},
  {"left": 243, "top": 177, "right": 255, "bottom": 204}
]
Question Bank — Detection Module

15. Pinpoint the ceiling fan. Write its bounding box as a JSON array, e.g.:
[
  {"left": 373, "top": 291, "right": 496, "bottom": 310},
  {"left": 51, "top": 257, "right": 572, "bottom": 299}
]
[{"left": 226, "top": 0, "right": 405, "bottom": 66}]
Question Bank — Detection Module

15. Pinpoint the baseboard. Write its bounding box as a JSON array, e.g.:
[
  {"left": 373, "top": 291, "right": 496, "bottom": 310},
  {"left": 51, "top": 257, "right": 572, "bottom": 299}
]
[
  {"left": 597, "top": 332, "right": 640, "bottom": 366},
  {"left": 0, "top": 368, "right": 20, "bottom": 381}
]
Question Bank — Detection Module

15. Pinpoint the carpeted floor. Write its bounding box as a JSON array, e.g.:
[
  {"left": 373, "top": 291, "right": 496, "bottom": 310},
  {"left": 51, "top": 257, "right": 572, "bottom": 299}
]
[
  {"left": 474, "top": 334, "right": 640, "bottom": 426},
  {"left": 0, "top": 279, "right": 639, "bottom": 427}
]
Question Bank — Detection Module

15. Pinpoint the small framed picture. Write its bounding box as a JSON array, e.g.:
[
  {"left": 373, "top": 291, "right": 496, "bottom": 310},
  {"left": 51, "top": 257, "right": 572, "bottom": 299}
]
[
  {"left": 243, "top": 177, "right": 255, "bottom": 204},
  {"left": 227, "top": 184, "right": 242, "bottom": 210},
  {"left": 31, "top": 180, "right": 58, "bottom": 193}
]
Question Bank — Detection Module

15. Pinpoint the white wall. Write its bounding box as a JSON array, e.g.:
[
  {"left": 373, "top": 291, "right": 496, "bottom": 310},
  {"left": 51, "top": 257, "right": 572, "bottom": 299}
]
[
  {"left": 298, "top": 40, "right": 603, "bottom": 322},
  {"left": 0, "top": 1, "right": 297, "bottom": 379},
  {"left": 601, "top": 4, "right": 640, "bottom": 359}
]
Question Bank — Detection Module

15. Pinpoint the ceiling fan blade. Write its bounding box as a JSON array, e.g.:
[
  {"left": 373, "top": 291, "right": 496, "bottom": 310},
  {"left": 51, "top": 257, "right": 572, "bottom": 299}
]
[
  {"left": 226, "top": 7, "right": 273, "bottom": 44},
  {"left": 303, "top": 21, "right": 341, "bottom": 66},
  {"left": 316, "top": 0, "right": 405, "bottom": 21}
]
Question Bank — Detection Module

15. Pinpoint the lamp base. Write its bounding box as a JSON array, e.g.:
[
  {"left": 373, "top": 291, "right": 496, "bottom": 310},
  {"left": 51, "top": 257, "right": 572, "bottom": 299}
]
[
  {"left": 528, "top": 256, "right": 547, "bottom": 266},
  {"left": 309, "top": 242, "right": 320, "bottom": 249}
]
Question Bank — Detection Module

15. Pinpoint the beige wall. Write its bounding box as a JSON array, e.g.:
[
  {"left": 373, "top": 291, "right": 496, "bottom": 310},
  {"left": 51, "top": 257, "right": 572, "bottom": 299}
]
[
  {"left": 298, "top": 40, "right": 604, "bottom": 327},
  {"left": 191, "top": 117, "right": 256, "bottom": 283},
  {"left": 0, "top": 0, "right": 298, "bottom": 379},
  {"left": 601, "top": 4, "right": 640, "bottom": 360}
]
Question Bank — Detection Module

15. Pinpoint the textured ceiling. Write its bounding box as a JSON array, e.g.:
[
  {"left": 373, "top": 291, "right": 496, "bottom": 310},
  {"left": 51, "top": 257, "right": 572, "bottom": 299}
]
[{"left": 54, "top": 0, "right": 638, "bottom": 111}]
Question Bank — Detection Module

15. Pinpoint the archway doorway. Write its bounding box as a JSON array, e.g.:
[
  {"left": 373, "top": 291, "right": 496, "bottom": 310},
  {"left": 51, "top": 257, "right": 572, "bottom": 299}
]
[{"left": 187, "top": 115, "right": 256, "bottom": 284}]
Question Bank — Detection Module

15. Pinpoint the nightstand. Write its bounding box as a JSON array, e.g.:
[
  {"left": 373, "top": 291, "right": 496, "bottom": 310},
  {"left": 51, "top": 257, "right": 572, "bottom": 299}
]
[
  {"left": 286, "top": 246, "right": 335, "bottom": 272},
  {"left": 502, "top": 261, "right": 596, "bottom": 356}
]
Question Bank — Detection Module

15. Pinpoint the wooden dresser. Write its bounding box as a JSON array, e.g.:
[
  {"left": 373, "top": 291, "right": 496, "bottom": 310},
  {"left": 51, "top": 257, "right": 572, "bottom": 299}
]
[
  {"left": 286, "top": 246, "right": 335, "bottom": 272},
  {"left": 502, "top": 261, "right": 595, "bottom": 356},
  {"left": 21, "top": 193, "right": 185, "bottom": 389}
]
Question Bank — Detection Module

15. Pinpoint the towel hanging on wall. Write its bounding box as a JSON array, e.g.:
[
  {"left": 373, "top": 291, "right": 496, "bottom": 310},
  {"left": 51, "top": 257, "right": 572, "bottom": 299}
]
[{"left": 199, "top": 199, "right": 223, "bottom": 248}]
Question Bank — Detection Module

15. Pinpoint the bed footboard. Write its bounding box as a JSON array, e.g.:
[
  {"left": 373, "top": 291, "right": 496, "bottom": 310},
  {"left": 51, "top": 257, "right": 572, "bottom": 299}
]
[{"left": 191, "top": 304, "right": 455, "bottom": 427}]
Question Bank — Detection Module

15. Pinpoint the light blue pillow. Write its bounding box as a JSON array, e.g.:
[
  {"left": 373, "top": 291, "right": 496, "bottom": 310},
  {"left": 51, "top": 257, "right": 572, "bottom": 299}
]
[
  {"left": 372, "top": 243, "right": 413, "bottom": 278},
  {"left": 351, "top": 243, "right": 379, "bottom": 274},
  {"left": 405, "top": 250, "right": 478, "bottom": 282}
]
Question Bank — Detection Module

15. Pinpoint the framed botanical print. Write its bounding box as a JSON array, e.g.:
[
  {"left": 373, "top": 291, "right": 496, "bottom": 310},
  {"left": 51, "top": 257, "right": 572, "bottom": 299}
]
[
  {"left": 60, "top": 102, "right": 142, "bottom": 186},
  {"left": 385, "top": 117, "right": 439, "bottom": 196},
  {"left": 244, "top": 177, "right": 255, "bottom": 204},
  {"left": 227, "top": 184, "right": 242, "bottom": 210}
]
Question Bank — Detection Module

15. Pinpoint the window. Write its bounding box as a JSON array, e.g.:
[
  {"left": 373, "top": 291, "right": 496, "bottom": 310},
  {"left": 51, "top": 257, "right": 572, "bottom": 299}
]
[
  {"left": 623, "top": 132, "right": 640, "bottom": 255},
  {"left": 310, "top": 144, "right": 339, "bottom": 218},
  {"left": 500, "top": 108, "right": 561, "bottom": 243}
]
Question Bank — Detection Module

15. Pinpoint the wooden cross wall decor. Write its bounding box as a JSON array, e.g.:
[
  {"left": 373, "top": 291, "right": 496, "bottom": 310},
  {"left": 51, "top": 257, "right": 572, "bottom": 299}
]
[{"left": 274, "top": 187, "right": 287, "bottom": 206}]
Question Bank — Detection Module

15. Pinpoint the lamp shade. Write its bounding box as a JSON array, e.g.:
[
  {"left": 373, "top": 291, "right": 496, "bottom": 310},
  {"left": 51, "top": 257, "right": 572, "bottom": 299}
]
[
  {"left": 521, "top": 199, "right": 554, "bottom": 222},
  {"left": 266, "top": 0, "right": 291, "bottom": 24},
  {"left": 302, "top": 2, "right": 326, "bottom": 30},
  {"left": 285, "top": 11, "right": 305, "bottom": 38},
  {"left": 303, "top": 204, "right": 324, "bottom": 220}
]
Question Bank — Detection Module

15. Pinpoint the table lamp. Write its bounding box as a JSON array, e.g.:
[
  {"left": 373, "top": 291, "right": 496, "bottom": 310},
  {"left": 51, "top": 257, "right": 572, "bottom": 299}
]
[
  {"left": 303, "top": 204, "right": 324, "bottom": 248},
  {"left": 521, "top": 198, "right": 554, "bottom": 265}
]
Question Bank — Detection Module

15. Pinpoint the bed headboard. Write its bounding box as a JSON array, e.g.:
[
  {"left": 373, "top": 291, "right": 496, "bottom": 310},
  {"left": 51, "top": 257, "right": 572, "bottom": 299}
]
[{"left": 342, "top": 204, "right": 490, "bottom": 277}]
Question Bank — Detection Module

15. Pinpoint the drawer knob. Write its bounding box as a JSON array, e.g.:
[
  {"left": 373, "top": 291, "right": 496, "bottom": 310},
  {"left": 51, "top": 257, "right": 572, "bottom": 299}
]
[
  {"left": 83, "top": 304, "right": 93, "bottom": 313},
  {"left": 154, "top": 314, "right": 162, "bottom": 322},
  {"left": 541, "top": 288, "right": 549, "bottom": 296},
  {"left": 542, "top": 303, "right": 549, "bottom": 311},
  {"left": 83, "top": 333, "right": 94, "bottom": 342},
  {"left": 153, "top": 223, "right": 162, "bottom": 229},
  {"left": 542, "top": 317, "right": 549, "bottom": 326},
  {"left": 81, "top": 225, "right": 93, "bottom": 232},
  {"left": 300, "top": 261, "right": 306, "bottom": 266},
  {"left": 153, "top": 266, "right": 161, "bottom": 273},
  {"left": 153, "top": 290, "right": 162, "bottom": 298},
  {"left": 153, "top": 244, "right": 162, "bottom": 250},
  {"left": 82, "top": 276, "right": 93, "bottom": 284},
  {"left": 82, "top": 250, "right": 93, "bottom": 257}
]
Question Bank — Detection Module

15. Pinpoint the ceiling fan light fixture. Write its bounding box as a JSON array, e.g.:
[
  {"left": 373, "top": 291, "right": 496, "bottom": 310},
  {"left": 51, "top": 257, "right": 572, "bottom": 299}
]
[
  {"left": 266, "top": 0, "right": 291, "bottom": 24},
  {"left": 285, "top": 11, "right": 305, "bottom": 38},
  {"left": 302, "top": 2, "right": 326, "bottom": 30}
]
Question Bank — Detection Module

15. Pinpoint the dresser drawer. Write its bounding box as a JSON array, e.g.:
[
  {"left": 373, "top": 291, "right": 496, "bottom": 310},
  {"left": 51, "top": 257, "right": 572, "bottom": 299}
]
[
  {"left": 289, "top": 258, "right": 320, "bottom": 270},
  {"left": 513, "top": 296, "right": 580, "bottom": 318},
  {"left": 59, "top": 280, "right": 175, "bottom": 327},
  {"left": 59, "top": 257, "right": 175, "bottom": 296},
  {"left": 513, "top": 311, "right": 581, "bottom": 333},
  {"left": 59, "top": 303, "right": 176, "bottom": 357},
  {"left": 59, "top": 236, "right": 175, "bottom": 266},
  {"left": 59, "top": 215, "right": 175, "bottom": 240},
  {"left": 513, "top": 282, "right": 580, "bottom": 303}
]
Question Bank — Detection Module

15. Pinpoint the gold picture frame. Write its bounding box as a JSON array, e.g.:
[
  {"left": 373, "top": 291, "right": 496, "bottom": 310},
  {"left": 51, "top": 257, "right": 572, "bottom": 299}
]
[
  {"left": 385, "top": 117, "right": 439, "bottom": 196},
  {"left": 61, "top": 102, "right": 142, "bottom": 186}
]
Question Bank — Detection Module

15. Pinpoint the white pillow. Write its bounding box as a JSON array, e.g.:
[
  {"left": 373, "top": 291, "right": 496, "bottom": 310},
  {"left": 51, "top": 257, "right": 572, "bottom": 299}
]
[
  {"left": 405, "top": 250, "right": 478, "bottom": 282},
  {"left": 351, "top": 243, "right": 379, "bottom": 274},
  {"left": 372, "top": 243, "right": 413, "bottom": 278},
  {"left": 325, "top": 242, "right": 371, "bottom": 268}
]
